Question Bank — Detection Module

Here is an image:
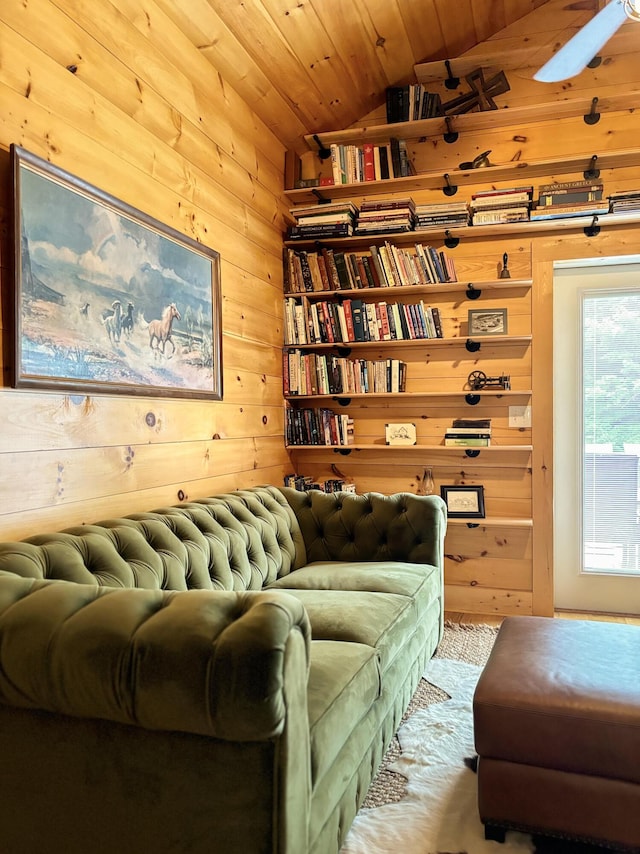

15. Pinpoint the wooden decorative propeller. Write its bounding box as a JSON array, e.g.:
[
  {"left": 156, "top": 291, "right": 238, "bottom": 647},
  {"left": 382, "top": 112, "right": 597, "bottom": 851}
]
[{"left": 534, "top": 0, "right": 640, "bottom": 82}]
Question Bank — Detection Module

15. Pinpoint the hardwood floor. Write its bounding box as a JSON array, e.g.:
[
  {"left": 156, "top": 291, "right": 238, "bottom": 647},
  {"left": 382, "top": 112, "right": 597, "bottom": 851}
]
[{"left": 445, "top": 610, "right": 640, "bottom": 627}]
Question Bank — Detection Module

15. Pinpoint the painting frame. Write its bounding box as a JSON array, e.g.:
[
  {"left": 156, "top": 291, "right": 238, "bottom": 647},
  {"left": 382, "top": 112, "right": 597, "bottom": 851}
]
[
  {"left": 11, "top": 144, "right": 223, "bottom": 400},
  {"left": 440, "top": 485, "right": 486, "bottom": 519},
  {"left": 467, "top": 307, "right": 508, "bottom": 337}
]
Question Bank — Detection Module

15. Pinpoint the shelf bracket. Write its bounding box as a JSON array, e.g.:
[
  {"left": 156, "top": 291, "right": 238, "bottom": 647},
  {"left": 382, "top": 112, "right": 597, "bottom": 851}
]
[
  {"left": 336, "top": 346, "right": 352, "bottom": 357},
  {"left": 583, "top": 154, "right": 600, "bottom": 180},
  {"left": 333, "top": 396, "right": 352, "bottom": 407},
  {"left": 333, "top": 447, "right": 352, "bottom": 456},
  {"left": 444, "top": 229, "right": 460, "bottom": 249},
  {"left": 584, "top": 215, "right": 601, "bottom": 238},
  {"left": 312, "top": 134, "right": 332, "bottom": 160},
  {"left": 444, "top": 60, "right": 460, "bottom": 90},
  {"left": 583, "top": 97, "right": 600, "bottom": 126},
  {"left": 465, "top": 339, "right": 481, "bottom": 353},
  {"left": 466, "top": 283, "right": 482, "bottom": 300},
  {"left": 465, "top": 393, "right": 481, "bottom": 406},
  {"left": 442, "top": 173, "right": 458, "bottom": 197},
  {"left": 465, "top": 448, "right": 481, "bottom": 458},
  {"left": 443, "top": 117, "right": 459, "bottom": 144}
]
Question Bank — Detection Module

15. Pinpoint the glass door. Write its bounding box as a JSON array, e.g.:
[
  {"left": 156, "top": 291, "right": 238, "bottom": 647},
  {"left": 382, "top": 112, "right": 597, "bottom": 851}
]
[{"left": 554, "top": 259, "right": 640, "bottom": 613}]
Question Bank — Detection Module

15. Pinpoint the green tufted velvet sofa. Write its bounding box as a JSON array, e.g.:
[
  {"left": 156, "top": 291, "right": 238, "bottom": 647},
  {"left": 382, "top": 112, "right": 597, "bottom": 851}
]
[{"left": 0, "top": 485, "right": 446, "bottom": 854}]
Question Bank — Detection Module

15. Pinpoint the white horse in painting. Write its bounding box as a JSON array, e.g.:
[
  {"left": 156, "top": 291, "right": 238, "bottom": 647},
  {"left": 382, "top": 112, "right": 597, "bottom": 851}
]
[
  {"left": 102, "top": 300, "right": 123, "bottom": 344},
  {"left": 148, "top": 303, "right": 181, "bottom": 358}
]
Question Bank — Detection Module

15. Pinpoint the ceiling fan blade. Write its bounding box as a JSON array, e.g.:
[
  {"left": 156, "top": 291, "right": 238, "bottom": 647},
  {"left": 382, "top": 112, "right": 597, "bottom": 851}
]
[{"left": 534, "top": 0, "right": 628, "bottom": 82}]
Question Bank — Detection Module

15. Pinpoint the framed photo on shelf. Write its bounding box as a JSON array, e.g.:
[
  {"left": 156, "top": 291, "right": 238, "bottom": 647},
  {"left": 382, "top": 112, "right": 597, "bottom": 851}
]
[
  {"left": 468, "top": 308, "right": 508, "bottom": 336},
  {"left": 440, "top": 485, "right": 485, "bottom": 519},
  {"left": 11, "top": 144, "right": 222, "bottom": 400},
  {"left": 385, "top": 422, "right": 417, "bottom": 445}
]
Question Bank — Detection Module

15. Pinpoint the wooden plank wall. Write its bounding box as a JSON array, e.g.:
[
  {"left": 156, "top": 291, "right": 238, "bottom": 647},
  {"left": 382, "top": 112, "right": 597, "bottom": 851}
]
[{"left": 0, "top": 0, "right": 290, "bottom": 540}]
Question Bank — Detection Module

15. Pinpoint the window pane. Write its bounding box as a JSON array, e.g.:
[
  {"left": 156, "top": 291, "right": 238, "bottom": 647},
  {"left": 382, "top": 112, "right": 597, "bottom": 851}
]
[{"left": 582, "top": 290, "right": 640, "bottom": 575}]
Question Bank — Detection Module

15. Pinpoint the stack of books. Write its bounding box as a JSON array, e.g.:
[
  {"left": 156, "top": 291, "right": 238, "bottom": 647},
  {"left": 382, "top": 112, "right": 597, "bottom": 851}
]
[
  {"left": 286, "top": 201, "right": 359, "bottom": 240},
  {"left": 414, "top": 201, "right": 470, "bottom": 230},
  {"left": 355, "top": 198, "right": 415, "bottom": 235},
  {"left": 530, "top": 180, "right": 608, "bottom": 220},
  {"left": 284, "top": 474, "right": 356, "bottom": 494},
  {"left": 444, "top": 418, "right": 492, "bottom": 447},
  {"left": 470, "top": 187, "right": 533, "bottom": 226},
  {"left": 608, "top": 190, "right": 640, "bottom": 215},
  {"left": 386, "top": 84, "right": 444, "bottom": 123}
]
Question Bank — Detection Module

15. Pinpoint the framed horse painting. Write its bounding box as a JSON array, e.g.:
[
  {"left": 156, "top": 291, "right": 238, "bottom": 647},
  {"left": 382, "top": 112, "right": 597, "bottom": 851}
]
[{"left": 10, "top": 145, "right": 223, "bottom": 400}]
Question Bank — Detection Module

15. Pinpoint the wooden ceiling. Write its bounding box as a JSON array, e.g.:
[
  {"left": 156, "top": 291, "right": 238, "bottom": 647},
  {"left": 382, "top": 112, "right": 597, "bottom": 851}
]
[{"left": 155, "top": 0, "right": 606, "bottom": 153}]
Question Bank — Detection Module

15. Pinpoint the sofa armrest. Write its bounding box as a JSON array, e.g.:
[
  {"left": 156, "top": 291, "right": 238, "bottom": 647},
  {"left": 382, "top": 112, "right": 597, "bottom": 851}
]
[
  {"left": 279, "top": 487, "right": 447, "bottom": 569},
  {"left": 0, "top": 574, "right": 310, "bottom": 741}
]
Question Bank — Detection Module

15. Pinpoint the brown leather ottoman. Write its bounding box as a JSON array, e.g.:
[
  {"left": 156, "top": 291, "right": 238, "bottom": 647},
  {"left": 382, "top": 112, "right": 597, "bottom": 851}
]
[{"left": 473, "top": 616, "right": 640, "bottom": 851}]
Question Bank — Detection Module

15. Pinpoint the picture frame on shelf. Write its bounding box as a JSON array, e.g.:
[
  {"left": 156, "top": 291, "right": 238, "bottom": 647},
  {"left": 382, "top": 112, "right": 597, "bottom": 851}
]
[
  {"left": 440, "top": 485, "right": 485, "bottom": 518},
  {"left": 468, "top": 308, "right": 508, "bottom": 336},
  {"left": 385, "top": 422, "right": 417, "bottom": 445},
  {"left": 11, "top": 145, "right": 223, "bottom": 400}
]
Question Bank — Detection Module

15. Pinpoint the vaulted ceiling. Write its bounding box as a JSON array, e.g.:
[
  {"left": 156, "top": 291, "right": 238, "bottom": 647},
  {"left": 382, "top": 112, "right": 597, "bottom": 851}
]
[{"left": 156, "top": 0, "right": 603, "bottom": 153}]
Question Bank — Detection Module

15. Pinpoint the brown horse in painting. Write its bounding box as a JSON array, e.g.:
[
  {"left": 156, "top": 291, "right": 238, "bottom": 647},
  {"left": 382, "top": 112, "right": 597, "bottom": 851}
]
[{"left": 148, "top": 303, "right": 181, "bottom": 357}]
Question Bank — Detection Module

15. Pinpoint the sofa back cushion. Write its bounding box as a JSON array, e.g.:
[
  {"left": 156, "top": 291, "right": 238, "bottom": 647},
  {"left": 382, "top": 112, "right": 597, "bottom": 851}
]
[
  {"left": 0, "top": 487, "right": 307, "bottom": 592},
  {"left": 279, "top": 487, "right": 445, "bottom": 568}
]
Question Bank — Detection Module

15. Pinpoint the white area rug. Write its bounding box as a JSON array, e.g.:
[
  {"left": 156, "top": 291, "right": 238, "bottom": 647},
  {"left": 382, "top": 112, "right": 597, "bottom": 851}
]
[{"left": 340, "top": 657, "right": 534, "bottom": 854}]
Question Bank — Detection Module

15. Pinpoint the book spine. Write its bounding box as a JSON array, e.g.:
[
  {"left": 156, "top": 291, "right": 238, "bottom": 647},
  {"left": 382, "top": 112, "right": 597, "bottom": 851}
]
[
  {"left": 445, "top": 430, "right": 492, "bottom": 438},
  {"left": 431, "top": 306, "right": 443, "bottom": 338},
  {"left": 389, "top": 137, "right": 402, "bottom": 179},
  {"left": 363, "top": 143, "right": 376, "bottom": 181},
  {"left": 444, "top": 438, "right": 491, "bottom": 446},
  {"left": 333, "top": 253, "right": 353, "bottom": 289},
  {"left": 538, "top": 189, "right": 603, "bottom": 206}
]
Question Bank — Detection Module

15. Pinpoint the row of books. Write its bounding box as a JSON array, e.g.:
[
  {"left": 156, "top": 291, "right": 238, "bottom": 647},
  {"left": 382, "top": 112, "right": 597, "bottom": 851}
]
[
  {"left": 284, "top": 350, "right": 407, "bottom": 396},
  {"left": 285, "top": 408, "right": 354, "bottom": 447},
  {"left": 284, "top": 296, "right": 444, "bottom": 345},
  {"left": 287, "top": 180, "right": 640, "bottom": 239},
  {"left": 328, "top": 139, "right": 413, "bottom": 185},
  {"left": 386, "top": 85, "right": 444, "bottom": 123},
  {"left": 444, "top": 418, "right": 492, "bottom": 447},
  {"left": 284, "top": 242, "right": 456, "bottom": 295},
  {"left": 467, "top": 181, "right": 615, "bottom": 224},
  {"left": 283, "top": 474, "right": 356, "bottom": 494}
]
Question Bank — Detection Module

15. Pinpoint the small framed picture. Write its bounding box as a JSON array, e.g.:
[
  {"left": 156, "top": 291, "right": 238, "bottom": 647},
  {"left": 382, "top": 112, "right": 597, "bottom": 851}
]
[
  {"left": 468, "top": 308, "right": 508, "bottom": 336},
  {"left": 385, "top": 422, "right": 417, "bottom": 445},
  {"left": 440, "top": 485, "right": 485, "bottom": 518}
]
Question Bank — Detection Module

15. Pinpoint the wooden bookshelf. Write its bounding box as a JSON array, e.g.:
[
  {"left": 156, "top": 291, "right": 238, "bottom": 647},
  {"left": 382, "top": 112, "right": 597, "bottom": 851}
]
[
  {"left": 284, "top": 335, "right": 532, "bottom": 351},
  {"left": 286, "top": 443, "right": 531, "bottom": 450},
  {"left": 306, "top": 92, "right": 640, "bottom": 150},
  {"left": 284, "top": 279, "right": 532, "bottom": 299},
  {"left": 285, "top": 148, "right": 640, "bottom": 203},
  {"left": 284, "top": 390, "right": 532, "bottom": 401}
]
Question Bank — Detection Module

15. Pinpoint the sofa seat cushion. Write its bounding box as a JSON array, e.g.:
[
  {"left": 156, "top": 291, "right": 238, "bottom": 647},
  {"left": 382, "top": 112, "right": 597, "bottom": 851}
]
[
  {"left": 268, "top": 559, "right": 439, "bottom": 598},
  {"left": 307, "top": 640, "right": 380, "bottom": 785},
  {"left": 474, "top": 616, "right": 640, "bottom": 786},
  {"left": 278, "top": 589, "right": 416, "bottom": 676}
]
